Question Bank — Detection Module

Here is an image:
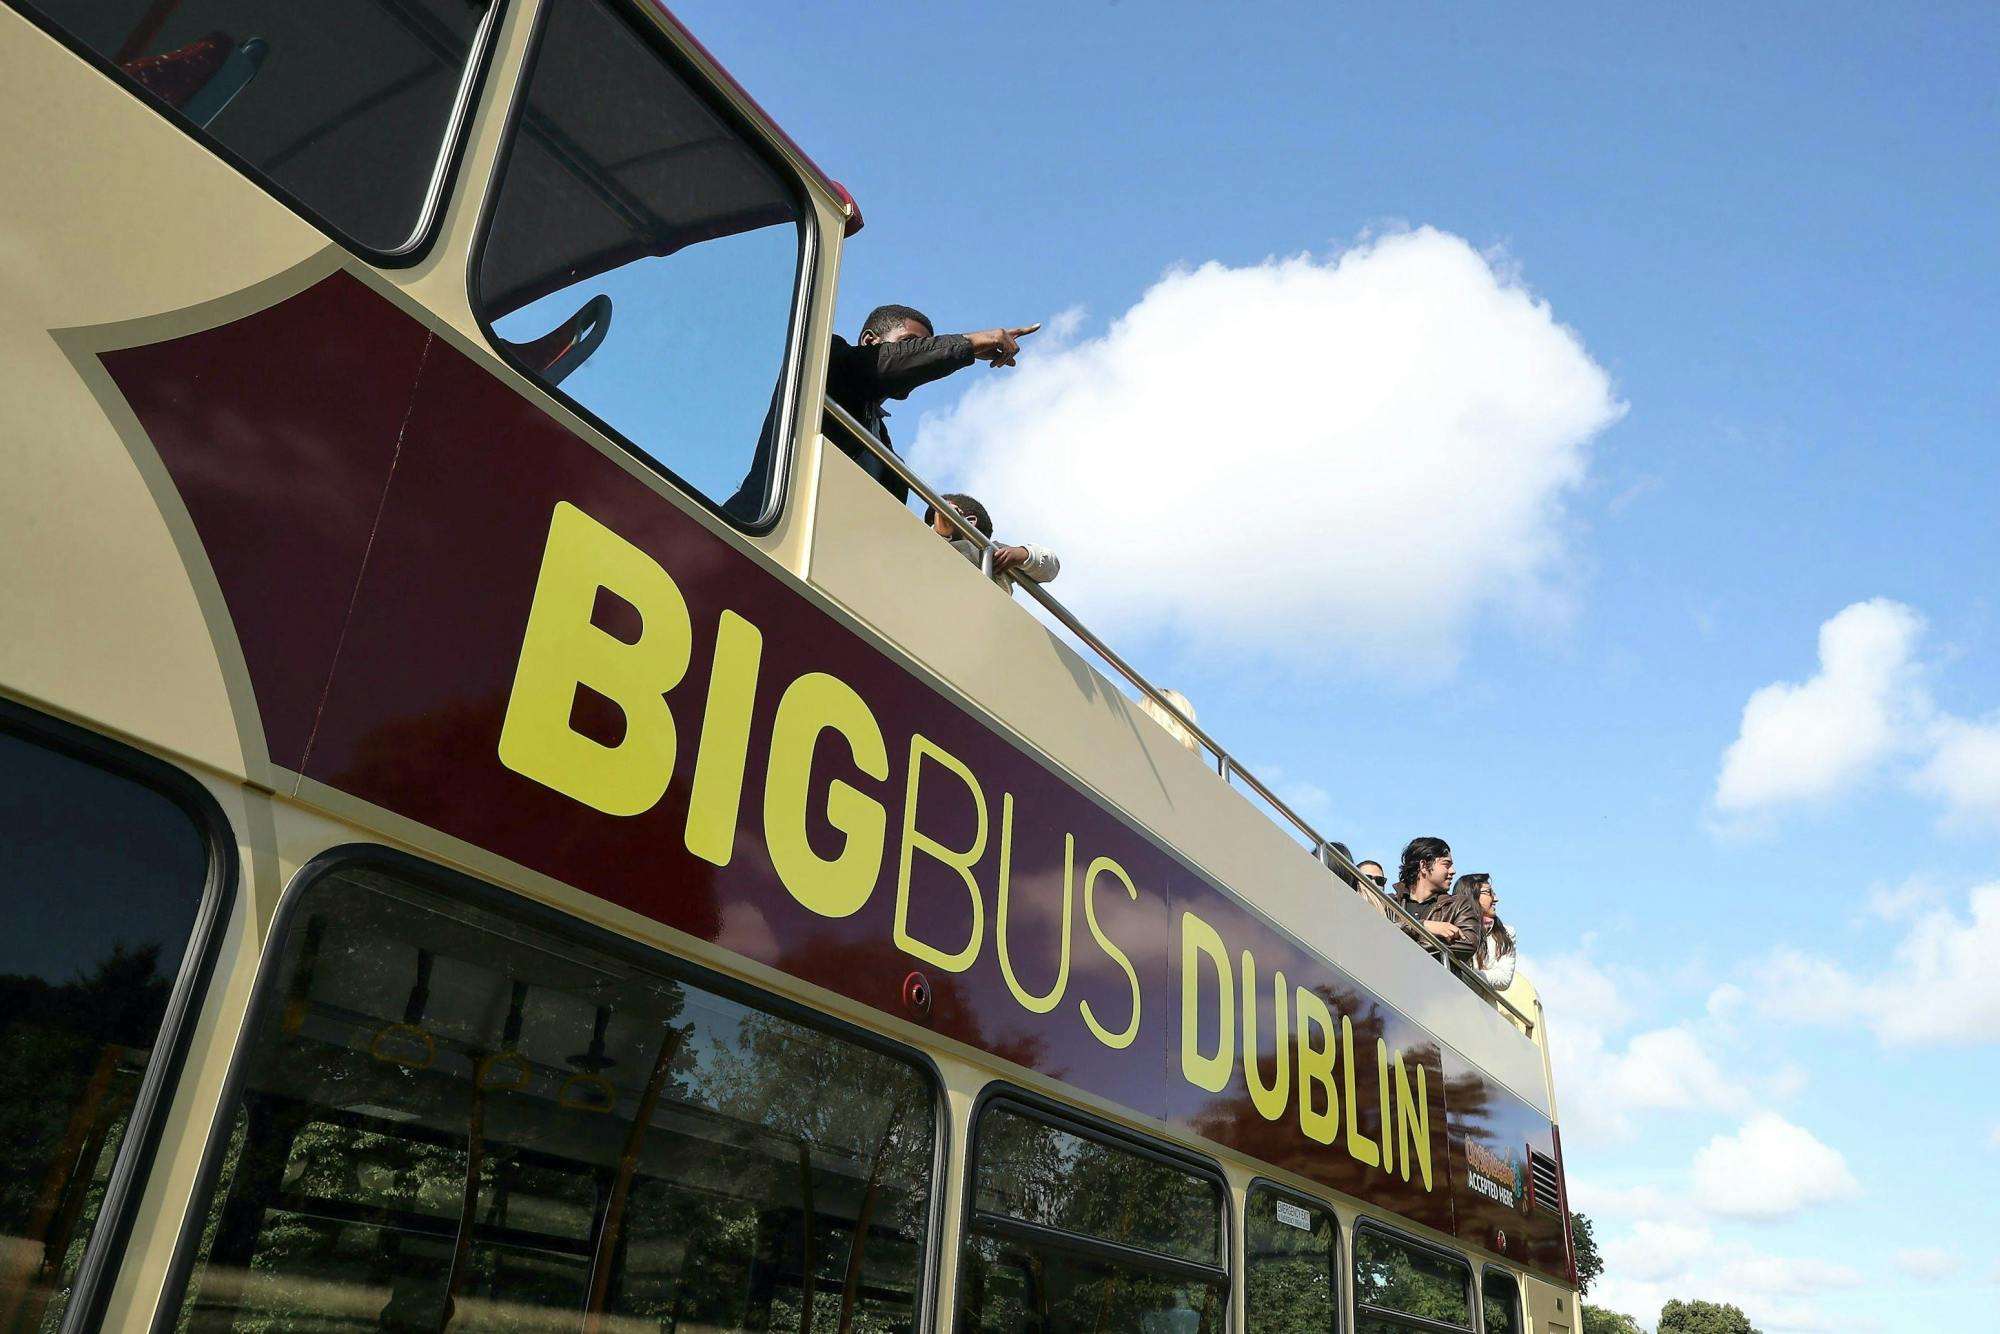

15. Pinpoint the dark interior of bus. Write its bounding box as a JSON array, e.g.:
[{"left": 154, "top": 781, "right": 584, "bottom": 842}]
[{"left": 175, "top": 866, "right": 935, "bottom": 1333}]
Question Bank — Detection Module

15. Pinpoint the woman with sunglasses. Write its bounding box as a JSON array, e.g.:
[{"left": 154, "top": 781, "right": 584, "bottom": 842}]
[{"left": 1456, "top": 873, "right": 1517, "bottom": 989}]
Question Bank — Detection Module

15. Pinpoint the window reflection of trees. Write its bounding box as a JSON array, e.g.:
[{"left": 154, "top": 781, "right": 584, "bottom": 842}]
[
  {"left": 1353, "top": 1228, "right": 1473, "bottom": 1332},
  {"left": 176, "top": 866, "right": 935, "bottom": 1333},
  {"left": 957, "top": 1105, "right": 1227, "bottom": 1334},
  {"left": 1243, "top": 1187, "right": 1336, "bottom": 1334}
]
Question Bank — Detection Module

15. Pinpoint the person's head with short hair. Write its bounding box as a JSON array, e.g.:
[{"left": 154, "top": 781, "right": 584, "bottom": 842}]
[
  {"left": 1396, "top": 837, "right": 1453, "bottom": 899},
  {"left": 860, "top": 304, "right": 933, "bottom": 345},
  {"left": 924, "top": 492, "right": 992, "bottom": 540},
  {"left": 1355, "top": 860, "right": 1387, "bottom": 889}
]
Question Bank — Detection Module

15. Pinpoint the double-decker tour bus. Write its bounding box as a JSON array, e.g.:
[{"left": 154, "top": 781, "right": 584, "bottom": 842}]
[{"left": 0, "top": 2, "right": 1579, "bottom": 1331}]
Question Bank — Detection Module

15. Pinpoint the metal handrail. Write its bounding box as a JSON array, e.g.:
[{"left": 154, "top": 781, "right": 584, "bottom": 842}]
[{"left": 820, "top": 401, "right": 1535, "bottom": 1036}]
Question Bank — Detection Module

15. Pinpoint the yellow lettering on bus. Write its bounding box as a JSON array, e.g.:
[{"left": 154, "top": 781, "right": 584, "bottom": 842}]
[
  {"left": 1241, "top": 950, "right": 1289, "bottom": 1122},
  {"left": 1394, "top": 1052, "right": 1433, "bottom": 1191},
  {"left": 995, "top": 800, "right": 1072, "bottom": 1013},
  {"left": 1080, "top": 856, "right": 1141, "bottom": 1049},
  {"left": 894, "top": 734, "right": 988, "bottom": 972},
  {"left": 1376, "top": 1037, "right": 1395, "bottom": 1176},
  {"left": 1180, "top": 911, "right": 1234, "bottom": 1091},
  {"left": 1295, "top": 986, "right": 1339, "bottom": 1145},
  {"left": 684, "top": 610, "right": 762, "bottom": 866},
  {"left": 763, "top": 671, "right": 888, "bottom": 918},
  {"left": 499, "top": 502, "right": 690, "bottom": 816},
  {"left": 1340, "top": 1015, "right": 1382, "bottom": 1169}
]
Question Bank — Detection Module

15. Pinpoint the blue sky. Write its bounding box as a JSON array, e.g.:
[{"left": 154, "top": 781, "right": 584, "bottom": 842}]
[{"left": 672, "top": 3, "right": 1999, "bottom": 1328}]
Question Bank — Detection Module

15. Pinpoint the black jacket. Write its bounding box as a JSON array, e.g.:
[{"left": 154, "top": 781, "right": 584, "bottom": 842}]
[{"left": 825, "top": 333, "right": 973, "bottom": 504}]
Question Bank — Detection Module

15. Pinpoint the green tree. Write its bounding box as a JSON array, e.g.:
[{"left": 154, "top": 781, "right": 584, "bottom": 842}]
[
  {"left": 1658, "top": 1297, "right": 1762, "bottom": 1334},
  {"left": 1582, "top": 1303, "right": 1644, "bottom": 1334},
  {"left": 1569, "top": 1210, "right": 1604, "bottom": 1295}
]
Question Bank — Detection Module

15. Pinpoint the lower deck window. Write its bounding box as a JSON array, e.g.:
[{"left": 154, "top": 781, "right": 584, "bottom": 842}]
[
  {"left": 1353, "top": 1226, "right": 1473, "bottom": 1333},
  {"left": 956, "top": 1101, "right": 1226, "bottom": 1333},
  {"left": 1482, "top": 1268, "right": 1522, "bottom": 1334},
  {"left": 0, "top": 722, "right": 212, "bottom": 1332},
  {"left": 174, "top": 860, "right": 937, "bottom": 1332},
  {"left": 1245, "top": 1185, "right": 1339, "bottom": 1332}
]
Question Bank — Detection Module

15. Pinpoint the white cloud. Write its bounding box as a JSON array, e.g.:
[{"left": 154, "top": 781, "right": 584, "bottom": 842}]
[
  {"left": 1893, "top": 1247, "right": 1961, "bottom": 1281},
  {"left": 1531, "top": 951, "right": 1748, "bottom": 1147},
  {"left": 1914, "top": 714, "right": 2000, "bottom": 824},
  {"left": 1753, "top": 882, "right": 2000, "bottom": 1046},
  {"left": 1713, "top": 600, "right": 1928, "bottom": 815},
  {"left": 1990, "top": 1124, "right": 2000, "bottom": 1150},
  {"left": 911, "top": 227, "right": 1624, "bottom": 673},
  {"left": 1594, "top": 1218, "right": 1863, "bottom": 1334},
  {"left": 1691, "top": 1113, "right": 1860, "bottom": 1220}
]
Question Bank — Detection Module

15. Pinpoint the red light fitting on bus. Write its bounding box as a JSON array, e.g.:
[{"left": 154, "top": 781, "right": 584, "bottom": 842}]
[
  {"left": 1494, "top": 1228, "right": 1508, "bottom": 1253},
  {"left": 902, "top": 970, "right": 933, "bottom": 1022}
]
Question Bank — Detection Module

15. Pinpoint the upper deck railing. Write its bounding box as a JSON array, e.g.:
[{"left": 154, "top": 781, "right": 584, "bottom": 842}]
[{"left": 820, "top": 402, "right": 1536, "bottom": 1036}]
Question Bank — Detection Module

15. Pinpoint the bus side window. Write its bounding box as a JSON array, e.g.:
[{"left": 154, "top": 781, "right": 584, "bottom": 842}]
[
  {"left": 1353, "top": 1224, "right": 1476, "bottom": 1333},
  {"left": 170, "top": 859, "right": 938, "bottom": 1333},
  {"left": 473, "top": 0, "right": 809, "bottom": 524},
  {"left": 19, "top": 0, "right": 495, "bottom": 254},
  {"left": 1482, "top": 1268, "right": 1523, "bottom": 1334},
  {"left": 957, "top": 1099, "right": 1229, "bottom": 1333},
  {"left": 1245, "top": 1184, "right": 1339, "bottom": 1332},
  {"left": 0, "top": 718, "right": 215, "bottom": 1333}
]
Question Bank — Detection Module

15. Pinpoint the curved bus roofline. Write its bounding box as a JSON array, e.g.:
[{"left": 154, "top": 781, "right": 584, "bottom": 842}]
[{"left": 820, "top": 399, "right": 1537, "bottom": 1037}]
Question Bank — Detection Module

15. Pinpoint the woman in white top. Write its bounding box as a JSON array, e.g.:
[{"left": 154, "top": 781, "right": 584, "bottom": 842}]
[{"left": 1457, "top": 874, "right": 1517, "bottom": 990}]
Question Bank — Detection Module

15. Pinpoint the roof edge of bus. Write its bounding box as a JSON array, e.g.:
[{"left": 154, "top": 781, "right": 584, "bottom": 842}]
[{"left": 652, "top": 2, "right": 864, "bottom": 237}]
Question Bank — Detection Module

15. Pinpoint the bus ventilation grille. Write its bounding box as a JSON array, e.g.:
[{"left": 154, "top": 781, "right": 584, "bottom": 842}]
[{"left": 1529, "top": 1150, "right": 1562, "bottom": 1215}]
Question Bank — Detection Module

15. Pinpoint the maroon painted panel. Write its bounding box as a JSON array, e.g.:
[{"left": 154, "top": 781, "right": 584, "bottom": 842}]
[
  {"left": 97, "top": 273, "right": 429, "bottom": 771},
  {"left": 97, "top": 277, "right": 1570, "bottom": 1279}
]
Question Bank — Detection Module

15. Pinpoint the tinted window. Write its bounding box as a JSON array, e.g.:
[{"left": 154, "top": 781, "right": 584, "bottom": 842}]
[
  {"left": 0, "top": 725, "right": 210, "bottom": 1331},
  {"left": 22, "top": 0, "right": 494, "bottom": 252},
  {"left": 958, "top": 1103, "right": 1226, "bottom": 1333},
  {"left": 475, "top": 0, "right": 806, "bottom": 519},
  {"left": 1482, "top": 1269, "right": 1522, "bottom": 1334},
  {"left": 1354, "top": 1228, "right": 1473, "bottom": 1333},
  {"left": 175, "top": 862, "right": 936, "bottom": 1332},
  {"left": 1245, "top": 1186, "right": 1338, "bottom": 1333}
]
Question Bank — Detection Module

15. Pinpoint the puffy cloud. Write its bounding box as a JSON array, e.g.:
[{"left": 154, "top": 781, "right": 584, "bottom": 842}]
[
  {"left": 1892, "top": 1247, "right": 1961, "bottom": 1281},
  {"left": 910, "top": 227, "right": 1624, "bottom": 673},
  {"left": 1713, "top": 600, "right": 1928, "bottom": 814},
  {"left": 1752, "top": 882, "right": 2000, "bottom": 1046},
  {"left": 1914, "top": 714, "right": 2000, "bottom": 824},
  {"left": 1691, "top": 1113, "right": 1860, "bottom": 1221},
  {"left": 1531, "top": 951, "right": 1748, "bottom": 1148},
  {"left": 1594, "top": 1219, "right": 1862, "bottom": 1334}
]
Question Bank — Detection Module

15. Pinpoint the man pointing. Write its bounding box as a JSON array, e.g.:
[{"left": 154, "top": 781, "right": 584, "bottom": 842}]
[{"left": 826, "top": 304, "right": 1040, "bottom": 505}]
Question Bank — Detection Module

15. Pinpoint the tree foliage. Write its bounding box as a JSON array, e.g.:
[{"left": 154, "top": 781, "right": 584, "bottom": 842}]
[
  {"left": 1569, "top": 1210, "right": 1603, "bottom": 1295},
  {"left": 1658, "top": 1297, "right": 1763, "bottom": 1334},
  {"left": 1582, "top": 1303, "right": 1644, "bottom": 1334}
]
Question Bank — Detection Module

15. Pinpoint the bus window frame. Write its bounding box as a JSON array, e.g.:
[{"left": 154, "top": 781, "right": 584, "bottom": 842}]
[
  {"left": 1350, "top": 1218, "right": 1477, "bottom": 1334},
  {"left": 1477, "top": 1265, "right": 1523, "bottom": 1334},
  {"left": 955, "top": 1082, "right": 1234, "bottom": 1325},
  {"left": 0, "top": 696, "right": 238, "bottom": 1334},
  {"left": 150, "top": 841, "right": 950, "bottom": 1334},
  {"left": 464, "top": 0, "right": 822, "bottom": 539},
  {"left": 1242, "top": 1176, "right": 1344, "bottom": 1334},
  {"left": 0, "top": 0, "right": 510, "bottom": 268}
]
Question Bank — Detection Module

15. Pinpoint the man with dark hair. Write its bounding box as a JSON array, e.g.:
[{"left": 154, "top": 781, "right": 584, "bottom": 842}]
[
  {"left": 923, "top": 491, "right": 1060, "bottom": 591},
  {"left": 1392, "top": 836, "right": 1479, "bottom": 963},
  {"left": 827, "top": 306, "right": 1040, "bottom": 504}
]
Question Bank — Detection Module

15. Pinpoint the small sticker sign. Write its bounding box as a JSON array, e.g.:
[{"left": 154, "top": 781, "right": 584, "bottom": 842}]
[{"left": 1274, "top": 1200, "right": 1313, "bottom": 1232}]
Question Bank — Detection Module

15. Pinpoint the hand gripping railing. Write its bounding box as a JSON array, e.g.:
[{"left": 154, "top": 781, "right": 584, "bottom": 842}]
[{"left": 820, "top": 402, "right": 1535, "bottom": 1036}]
